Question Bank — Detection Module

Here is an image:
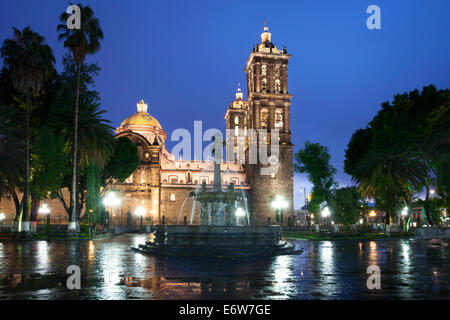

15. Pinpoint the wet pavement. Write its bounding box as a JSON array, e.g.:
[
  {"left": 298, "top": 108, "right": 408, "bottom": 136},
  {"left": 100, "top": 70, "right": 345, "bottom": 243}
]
[{"left": 0, "top": 234, "right": 448, "bottom": 299}]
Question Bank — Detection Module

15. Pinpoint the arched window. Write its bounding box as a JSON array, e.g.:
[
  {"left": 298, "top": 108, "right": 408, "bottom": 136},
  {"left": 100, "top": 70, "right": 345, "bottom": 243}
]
[
  {"left": 234, "top": 116, "right": 239, "bottom": 125},
  {"left": 275, "top": 109, "right": 283, "bottom": 129},
  {"left": 275, "top": 79, "right": 281, "bottom": 93},
  {"left": 261, "top": 64, "right": 267, "bottom": 76},
  {"left": 261, "top": 78, "right": 268, "bottom": 93},
  {"left": 260, "top": 108, "right": 268, "bottom": 128},
  {"left": 234, "top": 126, "right": 239, "bottom": 136}
]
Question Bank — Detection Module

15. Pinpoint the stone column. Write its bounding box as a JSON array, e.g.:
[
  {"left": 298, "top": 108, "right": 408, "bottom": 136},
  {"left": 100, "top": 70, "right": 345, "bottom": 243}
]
[
  {"left": 282, "top": 64, "right": 288, "bottom": 94},
  {"left": 255, "top": 62, "right": 261, "bottom": 92},
  {"left": 255, "top": 101, "right": 261, "bottom": 129},
  {"left": 269, "top": 102, "right": 275, "bottom": 129},
  {"left": 284, "top": 102, "right": 290, "bottom": 134}
]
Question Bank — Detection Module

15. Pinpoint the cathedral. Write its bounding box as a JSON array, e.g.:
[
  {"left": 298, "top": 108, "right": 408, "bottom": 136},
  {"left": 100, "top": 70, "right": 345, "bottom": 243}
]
[
  {"left": 111, "top": 25, "right": 294, "bottom": 227},
  {"left": 0, "top": 25, "right": 294, "bottom": 228}
]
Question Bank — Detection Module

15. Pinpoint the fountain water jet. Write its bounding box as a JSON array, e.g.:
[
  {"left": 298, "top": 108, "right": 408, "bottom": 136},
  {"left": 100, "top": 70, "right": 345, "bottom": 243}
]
[{"left": 132, "top": 135, "right": 302, "bottom": 257}]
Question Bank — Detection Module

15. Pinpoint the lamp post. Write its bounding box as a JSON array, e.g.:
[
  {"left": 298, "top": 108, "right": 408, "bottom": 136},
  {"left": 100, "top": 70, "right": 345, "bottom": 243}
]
[
  {"left": 0, "top": 212, "right": 5, "bottom": 230},
  {"left": 38, "top": 203, "right": 51, "bottom": 229},
  {"left": 369, "top": 210, "right": 376, "bottom": 231},
  {"left": 103, "top": 191, "right": 121, "bottom": 232},
  {"left": 271, "top": 195, "right": 288, "bottom": 226},
  {"left": 134, "top": 206, "right": 145, "bottom": 233},
  {"left": 401, "top": 206, "right": 408, "bottom": 232},
  {"left": 321, "top": 206, "right": 331, "bottom": 227}
]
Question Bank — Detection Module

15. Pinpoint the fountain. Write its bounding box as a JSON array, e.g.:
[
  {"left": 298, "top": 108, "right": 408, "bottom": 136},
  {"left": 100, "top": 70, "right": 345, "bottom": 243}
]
[{"left": 132, "top": 136, "right": 302, "bottom": 257}]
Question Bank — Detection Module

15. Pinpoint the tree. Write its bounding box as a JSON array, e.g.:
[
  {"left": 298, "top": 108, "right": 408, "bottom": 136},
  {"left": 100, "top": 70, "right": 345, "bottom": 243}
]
[
  {"left": 294, "top": 141, "right": 338, "bottom": 218},
  {"left": 344, "top": 128, "right": 372, "bottom": 178},
  {"left": 29, "top": 127, "right": 69, "bottom": 222},
  {"left": 49, "top": 57, "right": 114, "bottom": 223},
  {"left": 101, "top": 137, "right": 140, "bottom": 193},
  {"left": 0, "top": 135, "right": 23, "bottom": 200},
  {"left": 345, "top": 85, "right": 449, "bottom": 226},
  {"left": 86, "top": 137, "right": 139, "bottom": 231},
  {"left": 85, "top": 164, "right": 103, "bottom": 230},
  {"left": 330, "top": 187, "right": 362, "bottom": 232},
  {"left": 0, "top": 27, "right": 55, "bottom": 233},
  {"left": 57, "top": 3, "right": 104, "bottom": 232}
]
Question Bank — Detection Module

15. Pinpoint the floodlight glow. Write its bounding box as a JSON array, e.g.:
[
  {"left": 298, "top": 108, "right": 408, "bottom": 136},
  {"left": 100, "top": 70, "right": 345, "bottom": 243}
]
[
  {"left": 369, "top": 210, "right": 376, "bottom": 218},
  {"left": 0, "top": 212, "right": 5, "bottom": 221},
  {"left": 103, "top": 191, "right": 121, "bottom": 207},
  {"left": 321, "top": 207, "right": 331, "bottom": 218},
  {"left": 38, "top": 203, "right": 50, "bottom": 215},
  {"left": 271, "top": 195, "right": 288, "bottom": 210},
  {"left": 401, "top": 207, "right": 408, "bottom": 217},
  {"left": 235, "top": 207, "right": 245, "bottom": 217},
  {"left": 134, "top": 206, "right": 146, "bottom": 217}
]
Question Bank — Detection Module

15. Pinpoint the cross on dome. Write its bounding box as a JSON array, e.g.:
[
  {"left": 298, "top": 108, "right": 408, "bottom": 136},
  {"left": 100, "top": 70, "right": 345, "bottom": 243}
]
[
  {"left": 137, "top": 99, "right": 148, "bottom": 113},
  {"left": 236, "top": 83, "right": 243, "bottom": 100}
]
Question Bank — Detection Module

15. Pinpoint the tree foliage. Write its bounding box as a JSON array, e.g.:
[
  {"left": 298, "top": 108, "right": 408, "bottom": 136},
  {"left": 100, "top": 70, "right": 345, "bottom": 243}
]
[
  {"left": 295, "top": 141, "right": 338, "bottom": 215},
  {"left": 330, "top": 187, "right": 362, "bottom": 229},
  {"left": 345, "top": 85, "right": 449, "bottom": 225},
  {"left": 102, "top": 137, "right": 140, "bottom": 186},
  {"left": 30, "top": 127, "right": 69, "bottom": 199}
]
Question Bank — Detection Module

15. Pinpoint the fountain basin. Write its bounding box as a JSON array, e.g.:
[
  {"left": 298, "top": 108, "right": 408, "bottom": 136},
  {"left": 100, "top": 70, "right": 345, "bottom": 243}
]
[{"left": 132, "top": 225, "right": 302, "bottom": 257}]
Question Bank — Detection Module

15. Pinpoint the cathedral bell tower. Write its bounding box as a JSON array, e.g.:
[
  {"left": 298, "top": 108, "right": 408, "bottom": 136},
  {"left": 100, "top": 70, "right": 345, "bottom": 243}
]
[
  {"left": 244, "top": 23, "right": 294, "bottom": 226},
  {"left": 224, "top": 85, "right": 248, "bottom": 163}
]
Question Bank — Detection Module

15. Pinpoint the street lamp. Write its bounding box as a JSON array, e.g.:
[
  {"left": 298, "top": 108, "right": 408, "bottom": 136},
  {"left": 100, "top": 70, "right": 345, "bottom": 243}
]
[
  {"left": 38, "top": 203, "right": 51, "bottom": 225},
  {"left": 271, "top": 195, "right": 288, "bottom": 225},
  {"left": 321, "top": 207, "right": 331, "bottom": 226},
  {"left": 401, "top": 206, "right": 408, "bottom": 217},
  {"left": 0, "top": 212, "right": 5, "bottom": 229},
  {"left": 321, "top": 207, "right": 331, "bottom": 218},
  {"left": 103, "top": 191, "right": 121, "bottom": 230},
  {"left": 235, "top": 207, "right": 245, "bottom": 217},
  {"left": 134, "top": 206, "right": 145, "bottom": 233},
  {"left": 400, "top": 206, "right": 409, "bottom": 232}
]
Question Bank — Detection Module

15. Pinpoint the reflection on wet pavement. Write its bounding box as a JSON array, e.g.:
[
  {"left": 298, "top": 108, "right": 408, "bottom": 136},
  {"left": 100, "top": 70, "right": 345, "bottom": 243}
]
[{"left": 0, "top": 235, "right": 448, "bottom": 299}]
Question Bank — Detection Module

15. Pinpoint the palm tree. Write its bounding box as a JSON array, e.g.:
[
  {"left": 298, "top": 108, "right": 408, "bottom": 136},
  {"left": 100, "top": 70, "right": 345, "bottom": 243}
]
[
  {"left": 57, "top": 4, "right": 104, "bottom": 232},
  {"left": 1, "top": 27, "right": 55, "bottom": 233},
  {"left": 352, "top": 148, "right": 426, "bottom": 224},
  {"left": 55, "top": 100, "right": 115, "bottom": 222}
]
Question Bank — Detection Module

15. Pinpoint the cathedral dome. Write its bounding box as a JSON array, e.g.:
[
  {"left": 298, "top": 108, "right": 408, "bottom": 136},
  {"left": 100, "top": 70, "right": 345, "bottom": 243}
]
[
  {"left": 120, "top": 100, "right": 162, "bottom": 129},
  {"left": 120, "top": 111, "right": 162, "bottom": 128},
  {"left": 116, "top": 100, "right": 166, "bottom": 143}
]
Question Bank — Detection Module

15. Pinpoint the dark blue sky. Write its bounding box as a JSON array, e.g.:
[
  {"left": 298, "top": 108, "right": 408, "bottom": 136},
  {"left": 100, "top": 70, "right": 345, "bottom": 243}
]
[{"left": 1, "top": 0, "right": 449, "bottom": 208}]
